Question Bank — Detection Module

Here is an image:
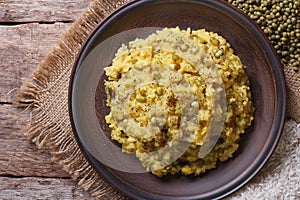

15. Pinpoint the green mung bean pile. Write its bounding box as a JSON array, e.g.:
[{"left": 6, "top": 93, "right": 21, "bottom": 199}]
[{"left": 228, "top": 0, "right": 299, "bottom": 71}]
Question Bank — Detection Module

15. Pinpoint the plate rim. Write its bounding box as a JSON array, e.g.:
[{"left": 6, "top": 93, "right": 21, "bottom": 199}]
[{"left": 68, "top": 0, "right": 286, "bottom": 199}]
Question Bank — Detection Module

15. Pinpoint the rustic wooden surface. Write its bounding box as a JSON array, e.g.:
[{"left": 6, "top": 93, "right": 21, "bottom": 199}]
[{"left": 0, "top": 1, "right": 95, "bottom": 199}]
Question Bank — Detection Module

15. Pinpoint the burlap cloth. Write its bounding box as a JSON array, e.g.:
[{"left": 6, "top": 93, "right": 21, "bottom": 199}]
[{"left": 15, "top": 0, "right": 300, "bottom": 199}]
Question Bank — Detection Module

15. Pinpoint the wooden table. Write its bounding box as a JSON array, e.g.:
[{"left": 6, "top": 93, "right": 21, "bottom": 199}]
[{"left": 0, "top": 1, "right": 96, "bottom": 199}]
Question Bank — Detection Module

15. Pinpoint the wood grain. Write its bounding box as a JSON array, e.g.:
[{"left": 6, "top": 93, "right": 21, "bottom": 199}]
[
  {"left": 0, "top": 1, "right": 94, "bottom": 199},
  {"left": 0, "top": 177, "right": 94, "bottom": 199},
  {"left": 0, "top": 0, "right": 90, "bottom": 23},
  {"left": 0, "top": 104, "right": 69, "bottom": 178},
  {"left": 0, "top": 23, "right": 72, "bottom": 103}
]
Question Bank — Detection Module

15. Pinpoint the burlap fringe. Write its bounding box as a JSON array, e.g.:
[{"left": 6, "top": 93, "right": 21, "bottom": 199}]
[{"left": 15, "top": 0, "right": 131, "bottom": 199}]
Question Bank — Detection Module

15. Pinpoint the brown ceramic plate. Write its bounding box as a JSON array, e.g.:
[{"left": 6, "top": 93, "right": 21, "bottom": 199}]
[{"left": 69, "top": 0, "right": 286, "bottom": 199}]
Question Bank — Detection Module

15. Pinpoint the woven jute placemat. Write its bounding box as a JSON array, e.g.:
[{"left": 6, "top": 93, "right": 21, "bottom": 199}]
[{"left": 15, "top": 0, "right": 299, "bottom": 199}]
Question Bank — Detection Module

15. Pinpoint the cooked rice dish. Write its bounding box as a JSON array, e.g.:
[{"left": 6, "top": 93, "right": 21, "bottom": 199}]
[{"left": 104, "top": 27, "right": 254, "bottom": 177}]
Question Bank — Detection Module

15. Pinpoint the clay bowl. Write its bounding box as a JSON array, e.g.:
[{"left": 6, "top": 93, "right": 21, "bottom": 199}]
[{"left": 69, "top": 0, "right": 286, "bottom": 199}]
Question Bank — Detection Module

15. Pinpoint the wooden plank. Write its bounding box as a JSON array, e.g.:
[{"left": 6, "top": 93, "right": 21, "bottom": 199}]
[
  {"left": 0, "top": 1, "right": 96, "bottom": 198},
  {"left": 0, "top": 23, "right": 72, "bottom": 103},
  {"left": 0, "top": 104, "right": 69, "bottom": 178},
  {"left": 0, "top": 0, "right": 90, "bottom": 23},
  {"left": 0, "top": 177, "right": 94, "bottom": 199}
]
